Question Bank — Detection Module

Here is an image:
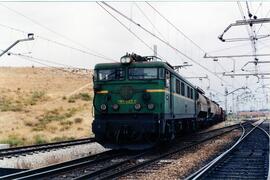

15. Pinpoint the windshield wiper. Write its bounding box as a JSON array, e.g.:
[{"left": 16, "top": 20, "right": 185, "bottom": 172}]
[{"left": 107, "top": 70, "right": 123, "bottom": 81}]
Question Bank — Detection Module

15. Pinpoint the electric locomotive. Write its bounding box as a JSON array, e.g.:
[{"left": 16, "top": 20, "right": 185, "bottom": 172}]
[{"left": 92, "top": 53, "right": 225, "bottom": 149}]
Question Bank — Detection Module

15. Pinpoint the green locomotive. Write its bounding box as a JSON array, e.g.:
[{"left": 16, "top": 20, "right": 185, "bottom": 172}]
[{"left": 92, "top": 53, "right": 225, "bottom": 149}]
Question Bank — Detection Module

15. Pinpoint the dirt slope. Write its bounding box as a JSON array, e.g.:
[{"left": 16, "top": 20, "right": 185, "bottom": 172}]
[{"left": 0, "top": 67, "right": 93, "bottom": 146}]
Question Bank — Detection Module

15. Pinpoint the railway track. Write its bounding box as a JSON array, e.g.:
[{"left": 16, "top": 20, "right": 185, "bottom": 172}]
[
  {"left": 187, "top": 120, "right": 269, "bottom": 180},
  {"left": 1, "top": 121, "right": 253, "bottom": 179},
  {"left": 109, "top": 121, "right": 253, "bottom": 180},
  {"left": 0, "top": 137, "right": 95, "bottom": 159},
  {"left": 0, "top": 149, "right": 145, "bottom": 179},
  {"left": 196, "top": 119, "right": 256, "bottom": 136}
]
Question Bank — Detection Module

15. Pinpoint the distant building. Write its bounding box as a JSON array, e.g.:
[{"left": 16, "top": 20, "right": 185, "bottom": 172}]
[{"left": 237, "top": 110, "right": 270, "bottom": 118}]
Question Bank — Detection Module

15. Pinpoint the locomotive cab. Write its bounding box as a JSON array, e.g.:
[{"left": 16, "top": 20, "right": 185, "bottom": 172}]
[{"left": 92, "top": 53, "right": 167, "bottom": 149}]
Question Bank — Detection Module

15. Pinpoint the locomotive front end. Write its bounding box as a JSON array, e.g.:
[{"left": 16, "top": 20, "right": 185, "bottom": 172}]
[{"left": 92, "top": 54, "right": 165, "bottom": 149}]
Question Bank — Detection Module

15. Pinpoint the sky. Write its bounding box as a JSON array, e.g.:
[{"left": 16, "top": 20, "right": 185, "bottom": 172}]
[{"left": 0, "top": 1, "right": 269, "bottom": 112}]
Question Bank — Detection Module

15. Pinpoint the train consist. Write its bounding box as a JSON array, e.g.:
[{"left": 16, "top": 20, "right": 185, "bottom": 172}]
[{"left": 92, "top": 53, "right": 225, "bottom": 149}]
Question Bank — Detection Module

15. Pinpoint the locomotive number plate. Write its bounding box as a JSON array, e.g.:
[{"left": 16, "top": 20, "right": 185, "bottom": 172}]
[{"left": 118, "top": 99, "right": 137, "bottom": 104}]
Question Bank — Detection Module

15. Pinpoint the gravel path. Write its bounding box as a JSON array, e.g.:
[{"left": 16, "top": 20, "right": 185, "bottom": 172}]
[
  {"left": 125, "top": 129, "right": 242, "bottom": 180},
  {"left": 0, "top": 143, "right": 106, "bottom": 169}
]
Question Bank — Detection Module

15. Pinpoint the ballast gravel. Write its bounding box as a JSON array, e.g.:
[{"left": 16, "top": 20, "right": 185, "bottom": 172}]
[
  {"left": 128, "top": 129, "right": 242, "bottom": 180},
  {"left": 0, "top": 142, "right": 107, "bottom": 169},
  {"left": 198, "top": 120, "right": 239, "bottom": 133}
]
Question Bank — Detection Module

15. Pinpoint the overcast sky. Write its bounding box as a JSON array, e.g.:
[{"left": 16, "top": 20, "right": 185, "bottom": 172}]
[{"left": 0, "top": 1, "right": 269, "bottom": 111}]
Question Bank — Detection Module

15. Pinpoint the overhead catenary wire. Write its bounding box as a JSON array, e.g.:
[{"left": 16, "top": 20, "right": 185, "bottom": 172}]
[
  {"left": 134, "top": 2, "right": 184, "bottom": 63},
  {"left": 237, "top": 2, "right": 256, "bottom": 53},
  {"left": 239, "top": 1, "right": 269, "bottom": 79},
  {"left": 236, "top": 2, "right": 257, "bottom": 65},
  {"left": 146, "top": 2, "right": 206, "bottom": 54},
  {"left": 0, "top": 3, "right": 116, "bottom": 63},
  {"left": 101, "top": 2, "right": 228, "bottom": 84},
  {"left": 101, "top": 2, "right": 236, "bottom": 94},
  {"left": 96, "top": 2, "right": 225, "bottom": 93},
  {"left": 0, "top": 48, "right": 87, "bottom": 71},
  {"left": 17, "top": 54, "right": 85, "bottom": 70},
  {"left": 0, "top": 23, "right": 117, "bottom": 62},
  {"left": 207, "top": 42, "right": 252, "bottom": 54},
  {"left": 96, "top": 2, "right": 163, "bottom": 59},
  {"left": 145, "top": 2, "right": 248, "bottom": 90},
  {"left": 4, "top": 50, "right": 90, "bottom": 79},
  {"left": 1, "top": 2, "right": 229, "bottom": 88},
  {"left": 257, "top": 8, "right": 270, "bottom": 34},
  {"left": 37, "top": 36, "right": 117, "bottom": 62},
  {"left": 146, "top": 2, "right": 263, "bottom": 81},
  {"left": 217, "top": 61, "right": 229, "bottom": 72},
  {"left": 146, "top": 1, "right": 261, "bottom": 90},
  {"left": 145, "top": 1, "right": 242, "bottom": 86},
  {"left": 134, "top": 2, "right": 167, "bottom": 41},
  {"left": 98, "top": 2, "right": 206, "bottom": 82},
  {"left": 246, "top": 2, "right": 258, "bottom": 58},
  {"left": 254, "top": 2, "right": 263, "bottom": 15},
  {"left": 228, "top": 2, "right": 261, "bottom": 87}
]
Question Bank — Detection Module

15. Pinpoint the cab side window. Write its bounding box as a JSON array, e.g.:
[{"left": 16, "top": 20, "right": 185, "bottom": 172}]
[
  {"left": 181, "top": 82, "right": 185, "bottom": 96},
  {"left": 187, "top": 86, "right": 190, "bottom": 98},
  {"left": 176, "top": 79, "right": 180, "bottom": 94}
]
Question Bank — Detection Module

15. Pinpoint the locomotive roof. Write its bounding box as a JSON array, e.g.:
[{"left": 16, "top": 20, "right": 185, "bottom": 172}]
[
  {"left": 95, "top": 61, "right": 166, "bottom": 68},
  {"left": 95, "top": 61, "right": 196, "bottom": 89}
]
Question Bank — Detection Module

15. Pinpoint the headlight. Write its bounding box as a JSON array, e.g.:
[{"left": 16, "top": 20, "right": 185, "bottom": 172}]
[
  {"left": 112, "top": 104, "right": 119, "bottom": 111},
  {"left": 120, "top": 56, "right": 132, "bottom": 64},
  {"left": 147, "top": 103, "right": 155, "bottom": 110},
  {"left": 134, "top": 103, "right": 141, "bottom": 110},
  {"left": 100, "top": 104, "right": 107, "bottom": 111}
]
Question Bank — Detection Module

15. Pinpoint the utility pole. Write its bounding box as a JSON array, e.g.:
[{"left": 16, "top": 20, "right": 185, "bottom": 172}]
[
  {"left": 225, "top": 87, "right": 228, "bottom": 113},
  {"left": 232, "top": 92, "right": 235, "bottom": 118},
  {"left": 236, "top": 96, "right": 240, "bottom": 121},
  {"left": 225, "top": 86, "right": 247, "bottom": 117},
  {"left": 0, "top": 33, "right": 34, "bottom": 58}
]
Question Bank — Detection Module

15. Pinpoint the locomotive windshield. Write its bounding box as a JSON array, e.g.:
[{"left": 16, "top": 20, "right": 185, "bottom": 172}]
[
  {"left": 128, "top": 68, "right": 158, "bottom": 80},
  {"left": 96, "top": 68, "right": 125, "bottom": 81}
]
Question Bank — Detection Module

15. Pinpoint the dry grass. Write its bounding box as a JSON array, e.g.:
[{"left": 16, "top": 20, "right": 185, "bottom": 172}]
[
  {"left": 0, "top": 67, "right": 93, "bottom": 146},
  {"left": 0, "top": 134, "right": 25, "bottom": 147},
  {"left": 67, "top": 93, "right": 92, "bottom": 103},
  {"left": 0, "top": 97, "right": 23, "bottom": 112}
]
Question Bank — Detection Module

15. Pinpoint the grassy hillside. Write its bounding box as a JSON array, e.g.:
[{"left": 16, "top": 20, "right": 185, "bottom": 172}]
[{"left": 0, "top": 67, "right": 93, "bottom": 147}]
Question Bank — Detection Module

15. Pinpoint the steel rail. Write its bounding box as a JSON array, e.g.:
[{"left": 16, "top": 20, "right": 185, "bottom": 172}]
[
  {"left": 75, "top": 122, "right": 248, "bottom": 180},
  {"left": 74, "top": 150, "right": 152, "bottom": 180},
  {"left": 256, "top": 121, "right": 270, "bottom": 180},
  {"left": 256, "top": 122, "right": 270, "bottom": 138},
  {"left": 180, "top": 121, "right": 249, "bottom": 143},
  {"left": 196, "top": 121, "right": 247, "bottom": 135},
  {"left": 0, "top": 150, "right": 122, "bottom": 179},
  {"left": 16, "top": 150, "right": 148, "bottom": 180},
  {"left": 185, "top": 123, "right": 247, "bottom": 180},
  {"left": 0, "top": 137, "right": 95, "bottom": 158},
  {"left": 186, "top": 120, "right": 268, "bottom": 180}
]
